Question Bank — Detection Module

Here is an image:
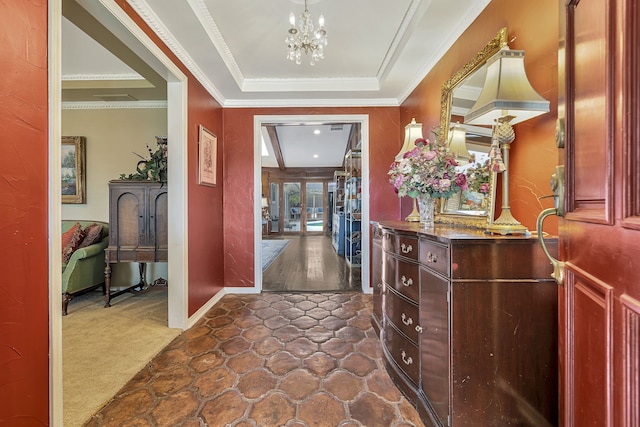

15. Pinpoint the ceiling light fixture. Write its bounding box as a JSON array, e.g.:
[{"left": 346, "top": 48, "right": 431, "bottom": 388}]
[{"left": 286, "top": 0, "right": 327, "bottom": 65}]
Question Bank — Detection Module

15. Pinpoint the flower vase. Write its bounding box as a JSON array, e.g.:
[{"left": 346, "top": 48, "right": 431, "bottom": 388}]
[{"left": 417, "top": 195, "right": 435, "bottom": 228}]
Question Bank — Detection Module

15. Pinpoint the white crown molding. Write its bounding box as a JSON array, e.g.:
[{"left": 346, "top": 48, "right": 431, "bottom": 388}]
[
  {"left": 62, "top": 100, "right": 168, "bottom": 109},
  {"left": 396, "top": 0, "right": 492, "bottom": 104},
  {"left": 375, "top": 0, "right": 423, "bottom": 79},
  {"left": 126, "top": 0, "right": 227, "bottom": 105},
  {"left": 242, "top": 77, "right": 380, "bottom": 93},
  {"left": 186, "top": 0, "right": 244, "bottom": 89},
  {"left": 223, "top": 97, "right": 399, "bottom": 108},
  {"left": 61, "top": 73, "right": 143, "bottom": 81}
]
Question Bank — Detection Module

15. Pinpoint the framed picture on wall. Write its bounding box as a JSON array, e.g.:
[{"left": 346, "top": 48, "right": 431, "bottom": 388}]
[
  {"left": 61, "top": 136, "right": 86, "bottom": 204},
  {"left": 198, "top": 125, "right": 217, "bottom": 186}
]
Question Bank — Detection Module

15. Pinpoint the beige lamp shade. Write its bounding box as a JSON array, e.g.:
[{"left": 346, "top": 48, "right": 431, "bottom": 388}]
[
  {"left": 395, "top": 118, "right": 424, "bottom": 161},
  {"left": 261, "top": 197, "right": 269, "bottom": 208},
  {"left": 448, "top": 123, "right": 471, "bottom": 165},
  {"left": 465, "top": 47, "right": 550, "bottom": 126}
]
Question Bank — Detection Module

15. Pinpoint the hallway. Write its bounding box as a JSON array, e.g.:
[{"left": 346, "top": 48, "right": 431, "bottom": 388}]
[
  {"left": 84, "top": 292, "right": 424, "bottom": 427},
  {"left": 262, "top": 235, "right": 361, "bottom": 292}
]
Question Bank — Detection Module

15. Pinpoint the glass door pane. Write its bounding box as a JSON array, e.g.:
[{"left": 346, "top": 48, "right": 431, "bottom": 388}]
[
  {"left": 305, "top": 182, "right": 324, "bottom": 232},
  {"left": 283, "top": 182, "right": 301, "bottom": 232},
  {"left": 269, "top": 183, "right": 279, "bottom": 233}
]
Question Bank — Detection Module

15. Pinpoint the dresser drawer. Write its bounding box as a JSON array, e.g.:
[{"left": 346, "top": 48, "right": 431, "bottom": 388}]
[
  {"left": 382, "top": 229, "right": 396, "bottom": 254},
  {"left": 383, "top": 323, "right": 420, "bottom": 385},
  {"left": 385, "top": 288, "right": 420, "bottom": 344},
  {"left": 419, "top": 239, "right": 450, "bottom": 277},
  {"left": 393, "top": 259, "right": 420, "bottom": 302},
  {"left": 397, "top": 234, "right": 419, "bottom": 261},
  {"left": 383, "top": 253, "right": 396, "bottom": 286}
]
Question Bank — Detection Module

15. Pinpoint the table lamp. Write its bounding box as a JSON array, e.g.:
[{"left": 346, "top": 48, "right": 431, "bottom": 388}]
[
  {"left": 465, "top": 45, "right": 550, "bottom": 234},
  {"left": 396, "top": 118, "right": 424, "bottom": 221}
]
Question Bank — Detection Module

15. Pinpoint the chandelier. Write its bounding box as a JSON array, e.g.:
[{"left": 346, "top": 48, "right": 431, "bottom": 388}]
[{"left": 285, "top": 0, "right": 327, "bottom": 65}]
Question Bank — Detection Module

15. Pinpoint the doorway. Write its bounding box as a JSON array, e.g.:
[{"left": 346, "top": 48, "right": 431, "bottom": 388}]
[
  {"left": 254, "top": 115, "right": 370, "bottom": 294},
  {"left": 51, "top": 1, "right": 189, "bottom": 424}
]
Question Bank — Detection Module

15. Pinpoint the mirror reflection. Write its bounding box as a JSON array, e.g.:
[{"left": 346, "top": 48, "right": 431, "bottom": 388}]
[{"left": 436, "top": 27, "right": 507, "bottom": 228}]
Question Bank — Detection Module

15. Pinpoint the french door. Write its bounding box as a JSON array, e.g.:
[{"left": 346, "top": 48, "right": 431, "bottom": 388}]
[
  {"left": 269, "top": 181, "right": 327, "bottom": 235},
  {"left": 558, "top": 0, "right": 640, "bottom": 425}
]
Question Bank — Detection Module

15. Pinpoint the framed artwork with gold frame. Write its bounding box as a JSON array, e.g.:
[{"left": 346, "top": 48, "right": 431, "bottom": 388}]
[
  {"left": 61, "top": 136, "right": 86, "bottom": 204},
  {"left": 198, "top": 125, "right": 217, "bottom": 186}
]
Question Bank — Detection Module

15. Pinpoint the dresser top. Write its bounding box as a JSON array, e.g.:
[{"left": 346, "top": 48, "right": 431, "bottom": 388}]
[{"left": 373, "top": 220, "right": 553, "bottom": 244}]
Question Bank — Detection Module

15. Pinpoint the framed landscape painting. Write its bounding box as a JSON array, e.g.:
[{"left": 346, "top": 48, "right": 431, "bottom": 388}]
[
  {"left": 61, "top": 136, "right": 86, "bottom": 204},
  {"left": 198, "top": 125, "right": 217, "bottom": 186}
]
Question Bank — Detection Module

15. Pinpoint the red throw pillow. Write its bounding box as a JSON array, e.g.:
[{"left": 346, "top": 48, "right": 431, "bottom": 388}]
[
  {"left": 79, "top": 223, "right": 104, "bottom": 248},
  {"left": 62, "top": 223, "right": 85, "bottom": 263}
]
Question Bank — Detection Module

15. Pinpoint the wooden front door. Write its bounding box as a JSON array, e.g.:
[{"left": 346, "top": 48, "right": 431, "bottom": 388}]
[{"left": 559, "top": 0, "right": 640, "bottom": 425}]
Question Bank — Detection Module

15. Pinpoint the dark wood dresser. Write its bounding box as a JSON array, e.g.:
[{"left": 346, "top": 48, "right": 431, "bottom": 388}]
[
  {"left": 104, "top": 180, "right": 168, "bottom": 306},
  {"left": 372, "top": 221, "right": 558, "bottom": 427}
]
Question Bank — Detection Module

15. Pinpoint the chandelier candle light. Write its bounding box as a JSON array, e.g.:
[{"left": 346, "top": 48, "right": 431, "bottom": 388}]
[{"left": 286, "top": 0, "right": 327, "bottom": 65}]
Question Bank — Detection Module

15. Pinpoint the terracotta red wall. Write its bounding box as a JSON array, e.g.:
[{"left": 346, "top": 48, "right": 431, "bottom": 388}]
[
  {"left": 222, "top": 107, "right": 401, "bottom": 288},
  {"left": 0, "top": 0, "right": 50, "bottom": 423},
  {"left": 114, "top": 1, "right": 225, "bottom": 315},
  {"left": 401, "top": 0, "right": 559, "bottom": 234}
]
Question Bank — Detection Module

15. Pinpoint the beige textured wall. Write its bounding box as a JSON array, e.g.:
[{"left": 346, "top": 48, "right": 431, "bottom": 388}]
[{"left": 61, "top": 107, "right": 168, "bottom": 286}]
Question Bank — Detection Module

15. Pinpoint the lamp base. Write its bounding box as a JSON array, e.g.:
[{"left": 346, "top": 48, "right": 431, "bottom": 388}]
[
  {"left": 486, "top": 207, "right": 529, "bottom": 235},
  {"left": 405, "top": 198, "right": 421, "bottom": 222}
]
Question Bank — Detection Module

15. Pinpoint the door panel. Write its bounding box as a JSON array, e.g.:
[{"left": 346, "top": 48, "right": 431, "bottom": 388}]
[
  {"left": 560, "top": 0, "right": 640, "bottom": 425},
  {"left": 621, "top": 294, "right": 640, "bottom": 426},
  {"left": 566, "top": 0, "right": 613, "bottom": 224},
  {"left": 568, "top": 269, "right": 613, "bottom": 426}
]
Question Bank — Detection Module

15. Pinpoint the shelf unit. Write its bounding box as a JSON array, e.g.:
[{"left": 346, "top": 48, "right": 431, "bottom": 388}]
[
  {"left": 331, "top": 171, "right": 346, "bottom": 255},
  {"left": 344, "top": 149, "right": 362, "bottom": 267}
]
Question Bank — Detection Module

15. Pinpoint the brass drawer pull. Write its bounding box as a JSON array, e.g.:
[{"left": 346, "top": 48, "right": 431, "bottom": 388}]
[
  {"left": 426, "top": 252, "right": 438, "bottom": 263},
  {"left": 401, "top": 350, "right": 413, "bottom": 365},
  {"left": 401, "top": 243, "right": 413, "bottom": 254},
  {"left": 401, "top": 276, "right": 413, "bottom": 287},
  {"left": 415, "top": 325, "right": 423, "bottom": 333},
  {"left": 401, "top": 313, "right": 413, "bottom": 326}
]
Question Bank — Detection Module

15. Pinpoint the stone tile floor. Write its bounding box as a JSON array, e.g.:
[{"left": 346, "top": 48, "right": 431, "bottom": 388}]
[{"left": 85, "top": 292, "right": 425, "bottom": 427}]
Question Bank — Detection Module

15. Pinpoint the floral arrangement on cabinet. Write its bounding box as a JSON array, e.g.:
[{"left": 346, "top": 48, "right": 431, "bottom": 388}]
[
  {"left": 388, "top": 135, "right": 467, "bottom": 226},
  {"left": 119, "top": 136, "right": 168, "bottom": 183}
]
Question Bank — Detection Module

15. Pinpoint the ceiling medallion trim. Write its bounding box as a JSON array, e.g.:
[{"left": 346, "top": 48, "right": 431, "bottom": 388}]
[{"left": 126, "top": 0, "right": 226, "bottom": 104}]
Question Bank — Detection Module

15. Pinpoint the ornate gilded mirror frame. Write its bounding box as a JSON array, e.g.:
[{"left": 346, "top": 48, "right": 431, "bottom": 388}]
[{"left": 435, "top": 27, "right": 508, "bottom": 229}]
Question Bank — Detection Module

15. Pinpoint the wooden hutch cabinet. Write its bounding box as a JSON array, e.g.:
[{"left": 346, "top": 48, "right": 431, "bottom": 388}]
[
  {"left": 104, "top": 180, "right": 168, "bottom": 306},
  {"left": 372, "top": 221, "right": 558, "bottom": 426}
]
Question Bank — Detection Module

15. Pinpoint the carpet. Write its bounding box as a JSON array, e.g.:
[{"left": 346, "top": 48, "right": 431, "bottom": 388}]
[
  {"left": 262, "top": 239, "right": 290, "bottom": 271},
  {"left": 62, "top": 287, "right": 181, "bottom": 427}
]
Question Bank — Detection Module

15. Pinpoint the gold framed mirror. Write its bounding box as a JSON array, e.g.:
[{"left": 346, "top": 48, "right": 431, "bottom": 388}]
[{"left": 435, "top": 27, "right": 508, "bottom": 228}]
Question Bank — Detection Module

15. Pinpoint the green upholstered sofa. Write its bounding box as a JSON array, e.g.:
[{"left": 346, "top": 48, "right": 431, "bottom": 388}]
[{"left": 62, "top": 220, "right": 109, "bottom": 315}]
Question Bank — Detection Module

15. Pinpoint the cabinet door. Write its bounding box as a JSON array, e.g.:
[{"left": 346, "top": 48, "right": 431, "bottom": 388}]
[
  {"left": 149, "top": 187, "right": 168, "bottom": 261},
  {"left": 420, "top": 267, "right": 450, "bottom": 426},
  {"left": 110, "top": 185, "right": 145, "bottom": 251}
]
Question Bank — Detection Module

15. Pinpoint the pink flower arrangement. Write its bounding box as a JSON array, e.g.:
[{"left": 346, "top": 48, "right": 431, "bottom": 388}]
[{"left": 388, "top": 137, "right": 467, "bottom": 199}]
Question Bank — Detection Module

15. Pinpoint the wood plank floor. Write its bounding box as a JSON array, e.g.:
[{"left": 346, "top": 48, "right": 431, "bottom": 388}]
[{"left": 262, "top": 235, "right": 362, "bottom": 292}]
